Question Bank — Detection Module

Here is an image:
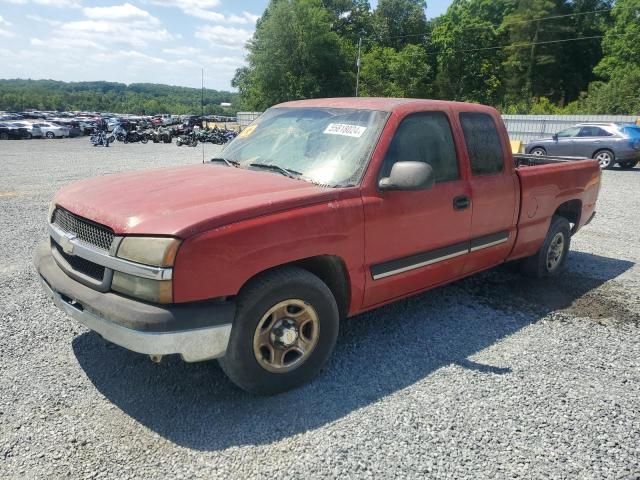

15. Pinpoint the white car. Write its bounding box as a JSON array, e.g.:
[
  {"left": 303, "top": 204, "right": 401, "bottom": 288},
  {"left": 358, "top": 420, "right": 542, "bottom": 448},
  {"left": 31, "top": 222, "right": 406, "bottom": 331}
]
[{"left": 34, "top": 122, "right": 70, "bottom": 139}]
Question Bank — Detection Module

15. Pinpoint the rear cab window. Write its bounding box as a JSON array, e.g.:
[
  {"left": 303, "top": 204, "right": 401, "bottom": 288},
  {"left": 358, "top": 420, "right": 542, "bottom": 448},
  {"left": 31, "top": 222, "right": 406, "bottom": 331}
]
[
  {"left": 459, "top": 112, "right": 504, "bottom": 175},
  {"left": 380, "top": 111, "right": 459, "bottom": 183}
]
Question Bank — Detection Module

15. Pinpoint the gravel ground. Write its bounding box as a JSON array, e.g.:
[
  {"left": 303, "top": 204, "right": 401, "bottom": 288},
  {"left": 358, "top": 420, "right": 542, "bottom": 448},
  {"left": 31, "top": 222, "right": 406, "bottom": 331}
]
[{"left": 1, "top": 138, "right": 639, "bottom": 479}]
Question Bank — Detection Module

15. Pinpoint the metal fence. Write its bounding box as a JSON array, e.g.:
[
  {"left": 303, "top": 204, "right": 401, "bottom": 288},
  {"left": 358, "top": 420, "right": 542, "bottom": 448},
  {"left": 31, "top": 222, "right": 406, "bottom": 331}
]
[
  {"left": 237, "top": 112, "right": 262, "bottom": 128},
  {"left": 503, "top": 114, "right": 639, "bottom": 143}
]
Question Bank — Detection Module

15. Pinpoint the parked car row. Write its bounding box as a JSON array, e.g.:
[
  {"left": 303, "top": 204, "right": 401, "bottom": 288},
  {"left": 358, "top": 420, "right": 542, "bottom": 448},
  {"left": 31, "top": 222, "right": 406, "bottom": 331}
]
[
  {"left": 524, "top": 122, "right": 640, "bottom": 169},
  {"left": 0, "top": 110, "right": 238, "bottom": 141},
  {"left": 0, "top": 121, "right": 70, "bottom": 139}
]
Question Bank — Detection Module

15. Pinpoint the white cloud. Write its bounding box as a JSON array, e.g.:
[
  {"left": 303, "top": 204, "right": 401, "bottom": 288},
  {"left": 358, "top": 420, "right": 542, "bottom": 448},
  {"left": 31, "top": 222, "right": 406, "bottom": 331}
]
[
  {"left": 0, "top": 15, "right": 11, "bottom": 26},
  {"left": 195, "top": 25, "right": 253, "bottom": 50},
  {"left": 148, "top": 0, "right": 258, "bottom": 25},
  {"left": 0, "top": 28, "right": 15, "bottom": 38},
  {"left": 83, "top": 3, "right": 159, "bottom": 24},
  {"left": 163, "top": 46, "right": 202, "bottom": 55},
  {"left": 150, "top": 0, "right": 220, "bottom": 8},
  {"left": 26, "top": 14, "right": 62, "bottom": 26},
  {"left": 3, "top": 0, "right": 83, "bottom": 7}
]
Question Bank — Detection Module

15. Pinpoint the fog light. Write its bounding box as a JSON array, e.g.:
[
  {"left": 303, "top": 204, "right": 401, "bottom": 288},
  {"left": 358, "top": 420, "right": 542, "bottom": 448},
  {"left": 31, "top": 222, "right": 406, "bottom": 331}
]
[{"left": 112, "top": 271, "right": 172, "bottom": 304}]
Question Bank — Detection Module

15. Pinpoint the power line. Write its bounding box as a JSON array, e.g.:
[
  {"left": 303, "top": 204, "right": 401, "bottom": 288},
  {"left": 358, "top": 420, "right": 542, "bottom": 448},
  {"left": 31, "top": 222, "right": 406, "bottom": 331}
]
[{"left": 361, "top": 6, "right": 617, "bottom": 44}]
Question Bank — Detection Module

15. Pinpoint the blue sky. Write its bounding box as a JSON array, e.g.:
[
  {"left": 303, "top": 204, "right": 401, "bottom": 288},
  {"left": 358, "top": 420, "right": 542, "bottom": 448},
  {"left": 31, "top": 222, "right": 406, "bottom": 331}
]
[{"left": 0, "top": 0, "right": 452, "bottom": 91}]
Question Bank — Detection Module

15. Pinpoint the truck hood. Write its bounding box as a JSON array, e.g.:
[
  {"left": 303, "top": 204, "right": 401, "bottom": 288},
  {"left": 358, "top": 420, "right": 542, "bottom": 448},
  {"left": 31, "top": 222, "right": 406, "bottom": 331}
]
[{"left": 53, "top": 164, "right": 341, "bottom": 237}]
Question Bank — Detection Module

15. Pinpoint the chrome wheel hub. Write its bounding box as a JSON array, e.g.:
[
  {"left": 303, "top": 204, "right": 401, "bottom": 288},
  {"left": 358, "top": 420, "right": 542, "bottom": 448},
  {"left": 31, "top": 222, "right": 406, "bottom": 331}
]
[
  {"left": 253, "top": 299, "right": 320, "bottom": 373},
  {"left": 271, "top": 319, "right": 299, "bottom": 347},
  {"left": 546, "top": 232, "right": 565, "bottom": 271}
]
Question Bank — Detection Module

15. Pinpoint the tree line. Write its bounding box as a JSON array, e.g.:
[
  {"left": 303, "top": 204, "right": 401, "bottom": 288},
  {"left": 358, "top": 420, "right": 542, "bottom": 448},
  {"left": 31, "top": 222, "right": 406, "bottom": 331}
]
[
  {"left": 0, "top": 79, "right": 239, "bottom": 115},
  {"left": 234, "top": 0, "right": 640, "bottom": 114}
]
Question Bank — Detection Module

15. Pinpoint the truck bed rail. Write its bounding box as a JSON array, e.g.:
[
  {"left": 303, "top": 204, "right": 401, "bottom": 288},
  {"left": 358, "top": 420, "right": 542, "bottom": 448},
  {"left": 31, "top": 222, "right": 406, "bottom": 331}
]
[{"left": 513, "top": 153, "right": 586, "bottom": 167}]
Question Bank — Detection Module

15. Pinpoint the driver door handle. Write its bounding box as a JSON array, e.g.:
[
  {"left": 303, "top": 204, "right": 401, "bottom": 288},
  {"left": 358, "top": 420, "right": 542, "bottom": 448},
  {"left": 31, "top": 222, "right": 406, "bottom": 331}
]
[{"left": 453, "top": 195, "right": 471, "bottom": 210}]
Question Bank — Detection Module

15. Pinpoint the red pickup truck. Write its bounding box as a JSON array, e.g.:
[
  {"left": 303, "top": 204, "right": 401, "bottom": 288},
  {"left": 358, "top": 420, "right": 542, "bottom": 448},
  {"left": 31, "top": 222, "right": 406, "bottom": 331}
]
[{"left": 36, "top": 98, "right": 601, "bottom": 394}]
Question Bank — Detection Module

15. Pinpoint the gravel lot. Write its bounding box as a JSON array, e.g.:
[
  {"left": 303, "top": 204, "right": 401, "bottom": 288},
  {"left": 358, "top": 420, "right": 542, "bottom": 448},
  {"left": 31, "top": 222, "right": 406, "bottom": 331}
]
[{"left": 1, "top": 138, "right": 639, "bottom": 479}]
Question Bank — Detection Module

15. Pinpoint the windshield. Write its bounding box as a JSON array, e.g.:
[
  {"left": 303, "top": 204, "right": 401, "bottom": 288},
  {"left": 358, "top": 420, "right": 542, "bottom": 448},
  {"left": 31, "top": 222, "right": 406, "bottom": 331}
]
[{"left": 221, "top": 107, "right": 389, "bottom": 187}]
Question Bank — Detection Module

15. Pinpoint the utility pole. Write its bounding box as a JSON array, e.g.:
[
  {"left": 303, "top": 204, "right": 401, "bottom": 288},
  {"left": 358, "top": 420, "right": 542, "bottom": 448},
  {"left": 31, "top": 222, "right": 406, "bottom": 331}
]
[
  {"left": 201, "top": 68, "right": 204, "bottom": 117},
  {"left": 355, "top": 37, "right": 362, "bottom": 97}
]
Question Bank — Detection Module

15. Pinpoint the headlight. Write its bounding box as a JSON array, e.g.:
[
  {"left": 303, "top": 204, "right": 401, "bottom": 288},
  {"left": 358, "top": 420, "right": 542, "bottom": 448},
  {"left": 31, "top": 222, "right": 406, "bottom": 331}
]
[
  {"left": 112, "top": 272, "right": 173, "bottom": 304},
  {"left": 116, "top": 237, "right": 181, "bottom": 267}
]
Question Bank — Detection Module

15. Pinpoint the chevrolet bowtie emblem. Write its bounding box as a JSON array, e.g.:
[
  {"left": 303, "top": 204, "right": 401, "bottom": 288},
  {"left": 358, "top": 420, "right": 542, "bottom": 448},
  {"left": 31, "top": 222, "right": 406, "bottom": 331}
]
[{"left": 59, "top": 233, "right": 76, "bottom": 255}]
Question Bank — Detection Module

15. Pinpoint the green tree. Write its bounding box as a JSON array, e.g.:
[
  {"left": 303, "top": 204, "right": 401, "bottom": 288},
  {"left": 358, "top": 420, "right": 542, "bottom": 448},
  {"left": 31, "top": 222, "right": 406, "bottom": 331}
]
[
  {"left": 593, "top": 0, "right": 640, "bottom": 79},
  {"left": 233, "top": 0, "right": 353, "bottom": 110},
  {"left": 431, "top": 0, "right": 513, "bottom": 104},
  {"left": 372, "top": 0, "right": 427, "bottom": 49},
  {"left": 359, "top": 44, "right": 432, "bottom": 97}
]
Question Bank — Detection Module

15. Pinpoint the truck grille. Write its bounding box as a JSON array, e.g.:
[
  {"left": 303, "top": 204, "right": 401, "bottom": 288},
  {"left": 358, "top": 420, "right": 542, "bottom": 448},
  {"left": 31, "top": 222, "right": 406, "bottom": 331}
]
[
  {"left": 53, "top": 241, "right": 105, "bottom": 281},
  {"left": 52, "top": 207, "right": 114, "bottom": 251}
]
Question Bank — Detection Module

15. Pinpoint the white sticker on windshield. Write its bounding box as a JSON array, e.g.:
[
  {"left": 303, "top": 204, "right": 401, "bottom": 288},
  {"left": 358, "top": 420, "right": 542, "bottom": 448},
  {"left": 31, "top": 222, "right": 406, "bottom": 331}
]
[{"left": 323, "top": 123, "right": 367, "bottom": 138}]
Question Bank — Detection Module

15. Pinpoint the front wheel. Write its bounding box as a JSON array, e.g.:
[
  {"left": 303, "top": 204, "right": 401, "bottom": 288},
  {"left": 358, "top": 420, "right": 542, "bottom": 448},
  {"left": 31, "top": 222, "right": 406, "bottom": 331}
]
[
  {"left": 45, "top": 132, "right": 54, "bottom": 139},
  {"left": 521, "top": 215, "right": 571, "bottom": 278},
  {"left": 594, "top": 149, "right": 615, "bottom": 169},
  {"left": 618, "top": 160, "right": 638, "bottom": 170},
  {"left": 219, "top": 267, "right": 339, "bottom": 395},
  {"left": 530, "top": 147, "right": 546, "bottom": 156}
]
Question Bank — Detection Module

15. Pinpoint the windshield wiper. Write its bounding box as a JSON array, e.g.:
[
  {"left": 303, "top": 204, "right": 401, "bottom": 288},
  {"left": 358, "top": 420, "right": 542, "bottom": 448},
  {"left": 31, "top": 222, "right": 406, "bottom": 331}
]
[
  {"left": 210, "top": 157, "right": 240, "bottom": 167},
  {"left": 249, "top": 163, "right": 302, "bottom": 179}
]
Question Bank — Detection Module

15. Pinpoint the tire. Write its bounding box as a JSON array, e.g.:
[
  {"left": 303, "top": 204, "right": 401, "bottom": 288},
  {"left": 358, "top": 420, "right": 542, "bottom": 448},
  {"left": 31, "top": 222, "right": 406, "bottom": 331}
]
[
  {"left": 521, "top": 215, "right": 571, "bottom": 278},
  {"left": 618, "top": 160, "right": 638, "bottom": 170},
  {"left": 24, "top": 132, "right": 32, "bottom": 140},
  {"left": 593, "top": 149, "right": 614, "bottom": 169},
  {"left": 219, "top": 267, "right": 339, "bottom": 395},
  {"left": 141, "top": 137, "right": 148, "bottom": 144},
  {"left": 176, "top": 139, "right": 182, "bottom": 147},
  {"left": 530, "top": 147, "right": 546, "bottom": 156},
  {"left": 108, "top": 135, "right": 115, "bottom": 143},
  {"left": 45, "top": 132, "right": 54, "bottom": 139}
]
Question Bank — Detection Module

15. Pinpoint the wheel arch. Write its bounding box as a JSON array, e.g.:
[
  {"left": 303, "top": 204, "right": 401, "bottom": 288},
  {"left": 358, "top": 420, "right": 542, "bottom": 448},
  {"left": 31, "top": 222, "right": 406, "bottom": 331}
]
[
  {"left": 592, "top": 147, "right": 615, "bottom": 159},
  {"left": 554, "top": 199, "right": 582, "bottom": 234},
  {"left": 237, "top": 255, "right": 351, "bottom": 320}
]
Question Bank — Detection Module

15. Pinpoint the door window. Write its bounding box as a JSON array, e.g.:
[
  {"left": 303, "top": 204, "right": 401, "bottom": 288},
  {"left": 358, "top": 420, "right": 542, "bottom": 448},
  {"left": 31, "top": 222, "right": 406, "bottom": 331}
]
[
  {"left": 381, "top": 112, "right": 459, "bottom": 183},
  {"left": 578, "top": 126, "right": 612, "bottom": 137},
  {"left": 556, "top": 127, "right": 581, "bottom": 138},
  {"left": 459, "top": 112, "right": 504, "bottom": 175}
]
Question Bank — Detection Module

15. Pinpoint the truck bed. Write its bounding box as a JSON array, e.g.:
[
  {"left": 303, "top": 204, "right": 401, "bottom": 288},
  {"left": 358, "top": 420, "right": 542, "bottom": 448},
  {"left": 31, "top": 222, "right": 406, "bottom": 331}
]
[
  {"left": 513, "top": 153, "right": 586, "bottom": 167},
  {"left": 508, "top": 153, "right": 601, "bottom": 261}
]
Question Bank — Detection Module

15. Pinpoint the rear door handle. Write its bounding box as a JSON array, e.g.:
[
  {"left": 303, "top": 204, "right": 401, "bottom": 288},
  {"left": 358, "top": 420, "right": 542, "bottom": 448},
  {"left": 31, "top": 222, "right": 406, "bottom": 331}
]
[{"left": 453, "top": 195, "right": 471, "bottom": 210}]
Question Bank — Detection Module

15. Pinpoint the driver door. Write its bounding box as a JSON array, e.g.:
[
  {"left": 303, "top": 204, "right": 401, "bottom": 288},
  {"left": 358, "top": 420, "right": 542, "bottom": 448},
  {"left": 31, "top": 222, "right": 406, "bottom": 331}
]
[
  {"left": 552, "top": 126, "right": 581, "bottom": 155},
  {"left": 362, "top": 110, "right": 472, "bottom": 308}
]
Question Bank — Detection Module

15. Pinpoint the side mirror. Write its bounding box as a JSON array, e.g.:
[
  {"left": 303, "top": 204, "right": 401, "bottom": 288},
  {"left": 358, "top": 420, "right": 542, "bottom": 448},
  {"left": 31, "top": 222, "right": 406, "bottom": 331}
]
[
  {"left": 552, "top": 133, "right": 558, "bottom": 141},
  {"left": 379, "top": 161, "right": 435, "bottom": 191}
]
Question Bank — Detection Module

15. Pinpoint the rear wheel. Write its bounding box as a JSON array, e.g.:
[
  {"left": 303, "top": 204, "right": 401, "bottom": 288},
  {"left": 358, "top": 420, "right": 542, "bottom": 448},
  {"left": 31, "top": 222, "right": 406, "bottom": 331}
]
[
  {"left": 618, "top": 160, "right": 638, "bottom": 170},
  {"left": 219, "top": 267, "right": 339, "bottom": 395},
  {"left": 594, "top": 149, "right": 614, "bottom": 169},
  {"left": 45, "top": 132, "right": 54, "bottom": 139},
  {"left": 530, "top": 147, "right": 546, "bottom": 156},
  {"left": 521, "top": 215, "right": 571, "bottom": 278}
]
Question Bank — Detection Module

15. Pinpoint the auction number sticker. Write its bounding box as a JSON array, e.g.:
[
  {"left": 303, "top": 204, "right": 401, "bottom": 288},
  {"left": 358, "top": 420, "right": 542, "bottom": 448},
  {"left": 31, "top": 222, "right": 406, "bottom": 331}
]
[{"left": 323, "top": 123, "right": 367, "bottom": 138}]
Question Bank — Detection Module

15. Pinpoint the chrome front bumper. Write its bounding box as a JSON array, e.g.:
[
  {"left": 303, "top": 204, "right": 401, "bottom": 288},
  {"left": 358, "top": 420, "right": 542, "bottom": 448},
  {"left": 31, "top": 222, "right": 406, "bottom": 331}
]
[{"left": 36, "top": 243, "right": 234, "bottom": 362}]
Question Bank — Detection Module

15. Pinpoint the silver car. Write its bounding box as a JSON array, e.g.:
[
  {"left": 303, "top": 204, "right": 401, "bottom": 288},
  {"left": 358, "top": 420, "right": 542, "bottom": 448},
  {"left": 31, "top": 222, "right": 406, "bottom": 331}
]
[
  {"left": 34, "top": 122, "right": 70, "bottom": 139},
  {"left": 525, "top": 123, "right": 640, "bottom": 169},
  {"left": 11, "top": 122, "right": 42, "bottom": 139}
]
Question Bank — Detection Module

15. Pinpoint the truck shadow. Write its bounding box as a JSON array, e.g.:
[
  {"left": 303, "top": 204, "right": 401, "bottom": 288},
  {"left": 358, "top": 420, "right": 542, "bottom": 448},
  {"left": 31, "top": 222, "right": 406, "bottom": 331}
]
[{"left": 72, "top": 251, "right": 635, "bottom": 451}]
